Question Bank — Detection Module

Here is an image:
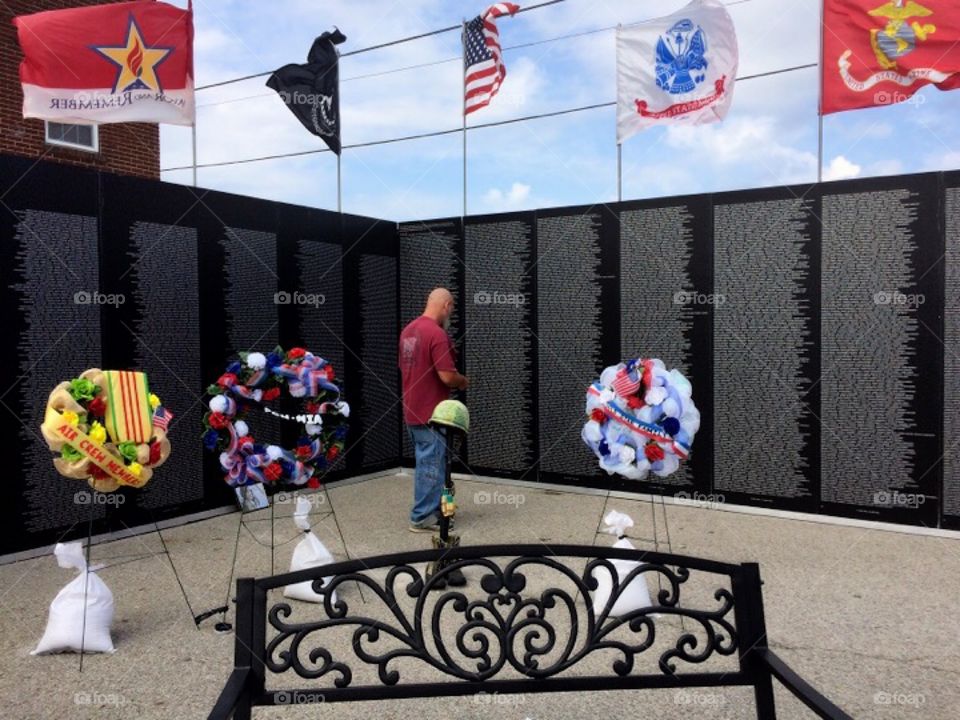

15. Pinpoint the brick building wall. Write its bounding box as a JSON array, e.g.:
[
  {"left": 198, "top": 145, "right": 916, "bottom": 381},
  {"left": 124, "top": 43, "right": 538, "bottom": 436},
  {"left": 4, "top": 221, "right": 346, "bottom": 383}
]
[{"left": 0, "top": 0, "right": 160, "bottom": 179}]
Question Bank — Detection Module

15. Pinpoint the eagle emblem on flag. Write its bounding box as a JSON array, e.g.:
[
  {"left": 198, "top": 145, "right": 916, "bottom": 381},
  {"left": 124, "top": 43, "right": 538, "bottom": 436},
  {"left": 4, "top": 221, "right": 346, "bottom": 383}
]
[
  {"left": 655, "top": 19, "right": 709, "bottom": 95},
  {"left": 868, "top": 1, "right": 936, "bottom": 69}
]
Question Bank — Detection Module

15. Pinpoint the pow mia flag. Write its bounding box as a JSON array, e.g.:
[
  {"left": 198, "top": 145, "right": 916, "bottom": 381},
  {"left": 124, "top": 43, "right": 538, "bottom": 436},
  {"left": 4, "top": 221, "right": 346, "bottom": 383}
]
[{"left": 267, "top": 28, "right": 346, "bottom": 154}]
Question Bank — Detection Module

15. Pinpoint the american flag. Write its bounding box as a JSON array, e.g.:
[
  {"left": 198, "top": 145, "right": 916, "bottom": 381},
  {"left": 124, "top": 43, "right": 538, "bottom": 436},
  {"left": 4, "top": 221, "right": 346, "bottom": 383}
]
[
  {"left": 153, "top": 406, "right": 174, "bottom": 432},
  {"left": 612, "top": 368, "right": 642, "bottom": 398},
  {"left": 464, "top": 3, "right": 520, "bottom": 115}
]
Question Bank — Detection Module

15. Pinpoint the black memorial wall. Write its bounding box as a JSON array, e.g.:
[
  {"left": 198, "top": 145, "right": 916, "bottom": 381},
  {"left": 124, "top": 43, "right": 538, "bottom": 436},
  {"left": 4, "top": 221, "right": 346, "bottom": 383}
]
[
  {"left": 2, "top": 153, "right": 958, "bottom": 556},
  {"left": 400, "top": 173, "right": 954, "bottom": 531},
  {"left": 0, "top": 155, "right": 392, "bottom": 554}
]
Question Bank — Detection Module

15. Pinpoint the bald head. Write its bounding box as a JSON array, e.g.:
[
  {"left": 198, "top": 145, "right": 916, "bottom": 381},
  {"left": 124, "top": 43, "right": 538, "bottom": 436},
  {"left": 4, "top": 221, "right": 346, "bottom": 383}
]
[{"left": 424, "top": 287, "right": 454, "bottom": 330}]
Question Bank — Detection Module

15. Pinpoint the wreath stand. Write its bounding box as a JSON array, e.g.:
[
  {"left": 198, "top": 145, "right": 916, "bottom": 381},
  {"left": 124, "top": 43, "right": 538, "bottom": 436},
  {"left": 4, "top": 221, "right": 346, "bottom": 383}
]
[
  {"left": 591, "top": 486, "right": 684, "bottom": 631},
  {"left": 195, "top": 482, "right": 362, "bottom": 634},
  {"left": 73, "top": 499, "right": 197, "bottom": 671}
]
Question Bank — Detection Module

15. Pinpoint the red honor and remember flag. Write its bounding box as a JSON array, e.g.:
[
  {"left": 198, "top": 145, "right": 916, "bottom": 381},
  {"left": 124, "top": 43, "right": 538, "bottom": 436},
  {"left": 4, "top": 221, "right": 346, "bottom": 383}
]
[
  {"left": 14, "top": 0, "right": 194, "bottom": 125},
  {"left": 822, "top": 0, "right": 960, "bottom": 114},
  {"left": 464, "top": 3, "right": 520, "bottom": 115}
]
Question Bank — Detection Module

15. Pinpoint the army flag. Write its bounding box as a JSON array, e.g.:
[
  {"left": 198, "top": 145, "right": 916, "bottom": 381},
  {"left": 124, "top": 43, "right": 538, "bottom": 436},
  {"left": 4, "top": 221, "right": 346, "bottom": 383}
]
[
  {"left": 822, "top": 0, "right": 960, "bottom": 114},
  {"left": 616, "top": 0, "right": 738, "bottom": 143},
  {"left": 14, "top": 1, "right": 194, "bottom": 126},
  {"left": 267, "top": 29, "right": 345, "bottom": 154}
]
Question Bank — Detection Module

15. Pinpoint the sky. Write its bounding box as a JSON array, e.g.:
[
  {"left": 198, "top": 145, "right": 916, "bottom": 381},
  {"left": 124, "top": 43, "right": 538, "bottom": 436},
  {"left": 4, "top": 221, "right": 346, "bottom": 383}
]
[{"left": 158, "top": 0, "right": 960, "bottom": 222}]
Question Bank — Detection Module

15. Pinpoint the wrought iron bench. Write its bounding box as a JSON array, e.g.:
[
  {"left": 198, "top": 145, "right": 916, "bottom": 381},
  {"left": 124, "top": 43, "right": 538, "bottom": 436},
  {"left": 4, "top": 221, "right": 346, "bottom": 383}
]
[{"left": 209, "top": 544, "right": 851, "bottom": 719}]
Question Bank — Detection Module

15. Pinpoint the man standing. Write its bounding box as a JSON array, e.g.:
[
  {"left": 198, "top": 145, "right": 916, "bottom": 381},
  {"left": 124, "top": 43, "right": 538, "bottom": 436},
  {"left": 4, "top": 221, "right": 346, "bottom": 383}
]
[{"left": 399, "top": 288, "right": 469, "bottom": 532}]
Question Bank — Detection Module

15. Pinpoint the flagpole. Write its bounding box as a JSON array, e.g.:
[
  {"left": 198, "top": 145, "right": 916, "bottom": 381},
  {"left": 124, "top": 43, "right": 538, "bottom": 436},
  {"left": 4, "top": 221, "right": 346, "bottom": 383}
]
[
  {"left": 337, "top": 43, "right": 343, "bottom": 213},
  {"left": 189, "top": 0, "right": 197, "bottom": 187},
  {"left": 462, "top": 18, "right": 468, "bottom": 218},
  {"left": 337, "top": 154, "right": 342, "bottom": 213},
  {"left": 817, "top": 0, "right": 824, "bottom": 183},
  {"left": 191, "top": 123, "right": 198, "bottom": 187},
  {"left": 617, "top": 143, "right": 623, "bottom": 202}
]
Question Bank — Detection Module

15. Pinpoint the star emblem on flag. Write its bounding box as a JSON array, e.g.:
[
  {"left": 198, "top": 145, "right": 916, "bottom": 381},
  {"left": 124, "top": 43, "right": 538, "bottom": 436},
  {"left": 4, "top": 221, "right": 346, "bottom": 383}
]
[{"left": 93, "top": 15, "right": 173, "bottom": 94}]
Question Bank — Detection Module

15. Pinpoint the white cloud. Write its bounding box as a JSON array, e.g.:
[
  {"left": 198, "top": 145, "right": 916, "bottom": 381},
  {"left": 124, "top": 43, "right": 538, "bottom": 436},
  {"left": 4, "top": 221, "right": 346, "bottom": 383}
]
[
  {"left": 483, "top": 182, "right": 532, "bottom": 209},
  {"left": 665, "top": 116, "right": 817, "bottom": 186},
  {"left": 823, "top": 155, "right": 862, "bottom": 181}
]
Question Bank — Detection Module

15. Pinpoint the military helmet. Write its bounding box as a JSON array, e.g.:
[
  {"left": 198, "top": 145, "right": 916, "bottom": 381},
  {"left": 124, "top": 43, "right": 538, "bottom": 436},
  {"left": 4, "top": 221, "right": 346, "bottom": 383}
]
[{"left": 429, "top": 400, "right": 470, "bottom": 434}]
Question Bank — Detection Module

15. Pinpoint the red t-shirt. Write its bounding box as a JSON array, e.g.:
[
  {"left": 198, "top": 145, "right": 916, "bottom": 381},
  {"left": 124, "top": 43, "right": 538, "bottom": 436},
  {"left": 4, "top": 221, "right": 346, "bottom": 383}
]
[{"left": 399, "top": 315, "right": 457, "bottom": 426}]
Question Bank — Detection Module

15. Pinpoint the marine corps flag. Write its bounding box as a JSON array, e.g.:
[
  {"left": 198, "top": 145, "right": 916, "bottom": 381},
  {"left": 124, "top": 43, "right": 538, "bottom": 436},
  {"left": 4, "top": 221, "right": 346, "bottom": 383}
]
[
  {"left": 14, "top": 0, "right": 194, "bottom": 126},
  {"left": 822, "top": 0, "right": 960, "bottom": 114},
  {"left": 616, "top": 0, "right": 738, "bottom": 143},
  {"left": 267, "top": 29, "right": 345, "bottom": 155}
]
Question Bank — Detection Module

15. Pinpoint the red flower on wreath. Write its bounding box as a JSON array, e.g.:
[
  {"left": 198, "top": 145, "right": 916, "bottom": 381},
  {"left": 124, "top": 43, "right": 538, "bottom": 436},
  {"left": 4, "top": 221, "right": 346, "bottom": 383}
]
[
  {"left": 325, "top": 365, "right": 335, "bottom": 380},
  {"left": 287, "top": 347, "right": 306, "bottom": 360},
  {"left": 90, "top": 464, "right": 108, "bottom": 480},
  {"left": 217, "top": 373, "right": 238, "bottom": 389},
  {"left": 305, "top": 402, "right": 320, "bottom": 414},
  {"left": 590, "top": 408, "right": 606, "bottom": 423},
  {"left": 262, "top": 387, "right": 281, "bottom": 402},
  {"left": 626, "top": 395, "right": 643, "bottom": 410},
  {"left": 263, "top": 463, "right": 282, "bottom": 482},
  {"left": 237, "top": 435, "right": 253, "bottom": 448},
  {"left": 644, "top": 443, "right": 665, "bottom": 462},
  {"left": 326, "top": 445, "right": 340, "bottom": 462},
  {"left": 307, "top": 477, "right": 321, "bottom": 489},
  {"left": 208, "top": 412, "right": 229, "bottom": 430},
  {"left": 148, "top": 441, "right": 162, "bottom": 465},
  {"left": 295, "top": 443, "right": 313, "bottom": 460},
  {"left": 87, "top": 396, "right": 106, "bottom": 417}
]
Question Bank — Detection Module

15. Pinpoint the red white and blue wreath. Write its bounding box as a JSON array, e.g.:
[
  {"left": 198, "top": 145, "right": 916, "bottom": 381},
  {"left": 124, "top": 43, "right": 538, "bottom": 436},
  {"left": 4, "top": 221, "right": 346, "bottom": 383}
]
[
  {"left": 582, "top": 358, "right": 699, "bottom": 481},
  {"left": 201, "top": 347, "right": 349, "bottom": 489}
]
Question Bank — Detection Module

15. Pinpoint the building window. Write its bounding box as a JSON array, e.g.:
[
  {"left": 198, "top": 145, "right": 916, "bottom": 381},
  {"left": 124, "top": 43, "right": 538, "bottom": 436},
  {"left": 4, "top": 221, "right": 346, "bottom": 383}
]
[{"left": 44, "top": 122, "right": 99, "bottom": 153}]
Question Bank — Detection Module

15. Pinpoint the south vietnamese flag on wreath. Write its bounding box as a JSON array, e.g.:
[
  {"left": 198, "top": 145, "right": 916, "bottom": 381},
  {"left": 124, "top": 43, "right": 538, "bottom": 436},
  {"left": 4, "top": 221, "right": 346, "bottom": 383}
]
[
  {"left": 822, "top": 0, "right": 960, "bottom": 114},
  {"left": 14, "top": 1, "right": 194, "bottom": 126},
  {"left": 616, "top": 0, "right": 738, "bottom": 143}
]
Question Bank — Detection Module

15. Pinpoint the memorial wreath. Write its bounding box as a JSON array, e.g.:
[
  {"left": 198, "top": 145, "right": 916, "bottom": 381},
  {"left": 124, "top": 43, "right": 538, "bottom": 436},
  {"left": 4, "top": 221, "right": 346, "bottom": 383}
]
[
  {"left": 41, "top": 369, "right": 172, "bottom": 493},
  {"left": 582, "top": 357, "right": 699, "bottom": 481},
  {"left": 202, "top": 347, "right": 349, "bottom": 489}
]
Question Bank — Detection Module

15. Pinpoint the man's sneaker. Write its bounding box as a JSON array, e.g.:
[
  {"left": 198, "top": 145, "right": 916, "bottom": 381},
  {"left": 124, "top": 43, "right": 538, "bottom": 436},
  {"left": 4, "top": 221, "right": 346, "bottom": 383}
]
[{"left": 409, "top": 516, "right": 455, "bottom": 533}]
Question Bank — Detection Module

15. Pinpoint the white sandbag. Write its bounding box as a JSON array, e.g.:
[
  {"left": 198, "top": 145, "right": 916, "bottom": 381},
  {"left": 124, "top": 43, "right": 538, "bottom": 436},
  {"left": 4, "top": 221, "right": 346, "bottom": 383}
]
[
  {"left": 591, "top": 511, "right": 652, "bottom": 618},
  {"left": 283, "top": 497, "right": 338, "bottom": 604},
  {"left": 32, "top": 542, "right": 114, "bottom": 655}
]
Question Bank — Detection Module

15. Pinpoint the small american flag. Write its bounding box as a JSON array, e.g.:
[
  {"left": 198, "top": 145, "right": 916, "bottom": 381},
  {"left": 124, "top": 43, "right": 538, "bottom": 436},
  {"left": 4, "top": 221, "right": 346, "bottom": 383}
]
[
  {"left": 612, "top": 368, "right": 641, "bottom": 398},
  {"left": 464, "top": 3, "right": 520, "bottom": 115},
  {"left": 153, "top": 406, "right": 174, "bottom": 432}
]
